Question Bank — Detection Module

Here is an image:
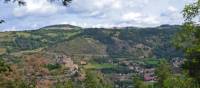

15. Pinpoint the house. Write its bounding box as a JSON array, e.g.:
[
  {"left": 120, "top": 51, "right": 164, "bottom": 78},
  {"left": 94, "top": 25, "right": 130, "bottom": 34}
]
[
  {"left": 144, "top": 76, "right": 155, "bottom": 81},
  {"left": 143, "top": 68, "right": 156, "bottom": 81},
  {"left": 80, "top": 61, "right": 87, "bottom": 65},
  {"left": 56, "top": 55, "right": 78, "bottom": 72}
]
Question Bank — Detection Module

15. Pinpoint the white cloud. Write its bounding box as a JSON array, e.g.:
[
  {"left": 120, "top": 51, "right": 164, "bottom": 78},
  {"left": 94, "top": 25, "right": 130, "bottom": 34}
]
[
  {"left": 111, "top": 0, "right": 122, "bottom": 9},
  {"left": 13, "top": 0, "right": 61, "bottom": 17},
  {"left": 122, "top": 12, "right": 142, "bottom": 21},
  {"left": 159, "top": 5, "right": 182, "bottom": 24},
  {"left": 0, "top": 0, "right": 192, "bottom": 31},
  {"left": 121, "top": 12, "right": 159, "bottom": 26},
  {"left": 168, "top": 6, "right": 178, "bottom": 12},
  {"left": 143, "top": 16, "right": 159, "bottom": 24}
]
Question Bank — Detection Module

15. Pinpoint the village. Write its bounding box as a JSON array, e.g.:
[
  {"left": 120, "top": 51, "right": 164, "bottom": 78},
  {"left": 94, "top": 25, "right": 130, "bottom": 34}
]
[{"left": 31, "top": 52, "right": 184, "bottom": 88}]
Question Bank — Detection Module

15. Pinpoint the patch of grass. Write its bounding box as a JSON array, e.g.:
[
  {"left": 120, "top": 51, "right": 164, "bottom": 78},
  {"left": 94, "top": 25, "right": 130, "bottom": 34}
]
[
  {"left": 51, "top": 37, "right": 107, "bottom": 55},
  {"left": 0, "top": 32, "right": 12, "bottom": 37},
  {"left": 144, "top": 58, "right": 160, "bottom": 67},
  {"left": 0, "top": 48, "right": 6, "bottom": 55},
  {"left": 45, "top": 63, "right": 61, "bottom": 71},
  {"left": 10, "top": 48, "right": 44, "bottom": 56},
  {"left": 16, "top": 32, "right": 31, "bottom": 38},
  {"left": 64, "top": 31, "right": 81, "bottom": 39},
  {"left": 46, "top": 33, "right": 58, "bottom": 37},
  {"left": 31, "top": 35, "right": 42, "bottom": 39},
  {"left": 84, "top": 63, "right": 116, "bottom": 69},
  {"left": 0, "top": 32, "right": 14, "bottom": 42}
]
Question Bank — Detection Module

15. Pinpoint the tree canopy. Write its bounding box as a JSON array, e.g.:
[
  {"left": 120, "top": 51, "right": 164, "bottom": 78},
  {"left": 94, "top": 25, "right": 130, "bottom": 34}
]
[
  {"left": 174, "top": 0, "right": 200, "bottom": 84},
  {"left": 183, "top": 0, "right": 200, "bottom": 22},
  {"left": 4, "top": 0, "right": 72, "bottom": 6}
]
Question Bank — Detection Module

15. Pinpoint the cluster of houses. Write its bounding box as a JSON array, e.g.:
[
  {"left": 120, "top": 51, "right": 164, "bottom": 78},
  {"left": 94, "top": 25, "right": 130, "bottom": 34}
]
[
  {"left": 56, "top": 55, "right": 90, "bottom": 81},
  {"left": 56, "top": 55, "right": 79, "bottom": 75},
  {"left": 55, "top": 54, "right": 184, "bottom": 84},
  {"left": 143, "top": 68, "right": 156, "bottom": 81},
  {"left": 115, "top": 60, "right": 157, "bottom": 82}
]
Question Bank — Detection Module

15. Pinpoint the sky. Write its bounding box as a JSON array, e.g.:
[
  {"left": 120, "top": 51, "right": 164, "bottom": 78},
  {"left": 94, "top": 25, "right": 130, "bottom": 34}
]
[{"left": 0, "top": 0, "right": 196, "bottom": 31}]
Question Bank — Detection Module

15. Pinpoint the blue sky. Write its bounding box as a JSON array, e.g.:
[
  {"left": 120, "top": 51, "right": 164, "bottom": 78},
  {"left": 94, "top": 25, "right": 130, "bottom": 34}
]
[{"left": 0, "top": 0, "right": 195, "bottom": 31}]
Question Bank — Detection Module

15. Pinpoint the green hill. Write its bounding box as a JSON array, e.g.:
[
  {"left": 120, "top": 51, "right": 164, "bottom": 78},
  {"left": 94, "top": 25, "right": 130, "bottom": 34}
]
[
  {"left": 0, "top": 24, "right": 183, "bottom": 59},
  {"left": 0, "top": 24, "right": 184, "bottom": 88}
]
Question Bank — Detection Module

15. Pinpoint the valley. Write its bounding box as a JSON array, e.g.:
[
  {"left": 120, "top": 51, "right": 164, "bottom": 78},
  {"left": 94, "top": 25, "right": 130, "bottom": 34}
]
[{"left": 0, "top": 24, "right": 183, "bottom": 88}]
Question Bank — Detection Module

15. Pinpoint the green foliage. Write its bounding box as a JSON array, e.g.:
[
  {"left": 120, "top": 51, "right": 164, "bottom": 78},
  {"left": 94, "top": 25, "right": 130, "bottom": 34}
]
[
  {"left": 0, "top": 25, "right": 182, "bottom": 59},
  {"left": 174, "top": 0, "right": 200, "bottom": 84},
  {"left": 84, "top": 70, "right": 113, "bottom": 88},
  {"left": 144, "top": 58, "right": 160, "bottom": 68},
  {"left": 81, "top": 27, "right": 182, "bottom": 59},
  {"left": 0, "top": 58, "right": 11, "bottom": 73},
  {"left": 183, "top": 50, "right": 200, "bottom": 84},
  {"left": 0, "top": 80, "right": 30, "bottom": 88},
  {"left": 0, "top": 24, "right": 187, "bottom": 87},
  {"left": 163, "top": 75, "right": 199, "bottom": 88},
  {"left": 133, "top": 76, "right": 149, "bottom": 88},
  {"left": 55, "top": 80, "right": 74, "bottom": 88},
  {"left": 133, "top": 60, "right": 199, "bottom": 88},
  {"left": 0, "top": 20, "right": 5, "bottom": 24},
  {"left": 155, "top": 60, "right": 172, "bottom": 87},
  {"left": 86, "top": 74, "right": 98, "bottom": 88},
  {"left": 45, "top": 63, "right": 61, "bottom": 71},
  {"left": 65, "top": 80, "right": 74, "bottom": 88},
  {"left": 0, "top": 58, "right": 31, "bottom": 88},
  {"left": 183, "top": 0, "right": 200, "bottom": 21},
  {"left": 14, "top": 36, "right": 44, "bottom": 50},
  {"left": 92, "top": 57, "right": 110, "bottom": 64},
  {"left": 174, "top": 22, "right": 200, "bottom": 82},
  {"left": 84, "top": 71, "right": 99, "bottom": 88},
  {"left": 173, "top": 23, "right": 199, "bottom": 50}
]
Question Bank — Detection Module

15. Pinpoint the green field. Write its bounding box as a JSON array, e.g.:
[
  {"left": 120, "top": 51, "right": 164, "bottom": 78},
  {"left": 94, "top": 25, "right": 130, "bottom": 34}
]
[{"left": 84, "top": 63, "right": 116, "bottom": 69}]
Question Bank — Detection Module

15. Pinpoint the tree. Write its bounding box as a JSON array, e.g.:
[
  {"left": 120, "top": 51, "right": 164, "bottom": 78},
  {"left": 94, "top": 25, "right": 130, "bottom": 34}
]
[
  {"left": 0, "top": 58, "right": 31, "bottom": 88},
  {"left": 65, "top": 80, "right": 73, "bottom": 88},
  {"left": 175, "top": 0, "right": 200, "bottom": 84},
  {"left": 183, "top": 0, "right": 200, "bottom": 22},
  {"left": 163, "top": 75, "right": 198, "bottom": 88},
  {"left": 155, "top": 60, "right": 172, "bottom": 87},
  {"left": 55, "top": 80, "right": 74, "bottom": 88},
  {"left": 23, "top": 54, "right": 50, "bottom": 87},
  {"left": 84, "top": 70, "right": 113, "bottom": 88},
  {"left": 84, "top": 71, "right": 98, "bottom": 88},
  {"left": 0, "top": 20, "right": 5, "bottom": 24},
  {"left": 133, "top": 75, "right": 149, "bottom": 88},
  {"left": 0, "top": 58, "right": 11, "bottom": 73},
  {"left": 132, "top": 60, "right": 199, "bottom": 88}
]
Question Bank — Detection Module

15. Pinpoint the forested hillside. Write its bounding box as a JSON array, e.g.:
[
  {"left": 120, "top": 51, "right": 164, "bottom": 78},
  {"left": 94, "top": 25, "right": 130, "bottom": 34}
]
[
  {"left": 0, "top": 24, "right": 184, "bottom": 88},
  {"left": 0, "top": 25, "right": 182, "bottom": 58}
]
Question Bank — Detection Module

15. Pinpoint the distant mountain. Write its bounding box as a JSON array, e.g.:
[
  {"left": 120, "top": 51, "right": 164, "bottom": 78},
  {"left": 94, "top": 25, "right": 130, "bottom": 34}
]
[{"left": 40, "top": 24, "right": 81, "bottom": 30}]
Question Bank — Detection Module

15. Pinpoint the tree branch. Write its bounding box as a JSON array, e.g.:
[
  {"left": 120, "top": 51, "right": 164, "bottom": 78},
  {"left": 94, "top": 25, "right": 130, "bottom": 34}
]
[{"left": 0, "top": 20, "right": 5, "bottom": 24}]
